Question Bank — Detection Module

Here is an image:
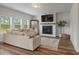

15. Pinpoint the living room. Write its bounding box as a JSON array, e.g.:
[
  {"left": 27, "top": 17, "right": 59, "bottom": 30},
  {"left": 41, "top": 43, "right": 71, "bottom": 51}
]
[{"left": 0, "top": 3, "right": 79, "bottom": 55}]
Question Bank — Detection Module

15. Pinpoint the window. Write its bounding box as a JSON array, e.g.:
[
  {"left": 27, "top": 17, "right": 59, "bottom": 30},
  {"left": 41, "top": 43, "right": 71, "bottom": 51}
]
[
  {"left": 14, "top": 19, "right": 20, "bottom": 30},
  {"left": 22, "top": 19, "right": 27, "bottom": 29},
  {"left": 14, "top": 19, "right": 27, "bottom": 29},
  {"left": 0, "top": 16, "right": 28, "bottom": 32},
  {"left": 0, "top": 16, "right": 10, "bottom": 32}
]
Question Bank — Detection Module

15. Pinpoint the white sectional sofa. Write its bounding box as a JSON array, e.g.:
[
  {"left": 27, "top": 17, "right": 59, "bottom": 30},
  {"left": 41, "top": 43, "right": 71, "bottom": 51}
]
[{"left": 4, "top": 29, "right": 41, "bottom": 51}]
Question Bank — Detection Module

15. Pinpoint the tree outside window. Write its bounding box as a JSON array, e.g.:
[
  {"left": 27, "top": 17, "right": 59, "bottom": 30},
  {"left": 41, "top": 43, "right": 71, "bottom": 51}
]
[{"left": 0, "top": 16, "right": 10, "bottom": 32}]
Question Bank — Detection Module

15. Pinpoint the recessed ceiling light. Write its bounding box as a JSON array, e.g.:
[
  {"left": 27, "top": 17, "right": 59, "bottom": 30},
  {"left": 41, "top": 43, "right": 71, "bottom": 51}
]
[
  {"left": 33, "top": 5, "right": 39, "bottom": 8},
  {"left": 32, "top": 3, "right": 40, "bottom": 8}
]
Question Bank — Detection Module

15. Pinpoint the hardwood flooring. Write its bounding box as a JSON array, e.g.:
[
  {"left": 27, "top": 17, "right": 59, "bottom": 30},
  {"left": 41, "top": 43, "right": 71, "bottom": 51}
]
[
  {"left": 0, "top": 38, "right": 79, "bottom": 55},
  {"left": 0, "top": 42, "right": 79, "bottom": 55}
]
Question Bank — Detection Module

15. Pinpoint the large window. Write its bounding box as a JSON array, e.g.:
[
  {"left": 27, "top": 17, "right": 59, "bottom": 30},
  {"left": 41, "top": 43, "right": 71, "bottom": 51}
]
[
  {"left": 0, "top": 16, "right": 10, "bottom": 32},
  {"left": 14, "top": 18, "right": 27, "bottom": 30},
  {"left": 0, "top": 16, "right": 28, "bottom": 32},
  {"left": 22, "top": 19, "right": 27, "bottom": 29},
  {"left": 14, "top": 18, "right": 21, "bottom": 30}
]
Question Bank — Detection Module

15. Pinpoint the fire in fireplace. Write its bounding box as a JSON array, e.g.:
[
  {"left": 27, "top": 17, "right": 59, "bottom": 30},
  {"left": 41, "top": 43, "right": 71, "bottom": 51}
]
[{"left": 42, "top": 26, "right": 52, "bottom": 34}]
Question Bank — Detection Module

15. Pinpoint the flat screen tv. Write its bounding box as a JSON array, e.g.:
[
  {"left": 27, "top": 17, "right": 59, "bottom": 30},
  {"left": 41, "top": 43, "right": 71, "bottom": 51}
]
[{"left": 41, "top": 14, "right": 53, "bottom": 22}]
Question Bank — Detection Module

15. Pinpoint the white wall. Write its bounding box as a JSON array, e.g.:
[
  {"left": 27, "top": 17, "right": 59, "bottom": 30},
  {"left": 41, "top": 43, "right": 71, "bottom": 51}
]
[
  {"left": 56, "top": 12, "right": 70, "bottom": 35},
  {"left": 70, "top": 3, "right": 79, "bottom": 52},
  {"left": 78, "top": 4, "right": 79, "bottom": 51},
  {"left": 0, "top": 6, "right": 34, "bottom": 20}
]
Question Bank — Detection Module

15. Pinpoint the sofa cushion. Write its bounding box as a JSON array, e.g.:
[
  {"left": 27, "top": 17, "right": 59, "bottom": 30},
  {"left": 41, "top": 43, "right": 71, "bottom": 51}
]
[{"left": 25, "top": 29, "right": 37, "bottom": 37}]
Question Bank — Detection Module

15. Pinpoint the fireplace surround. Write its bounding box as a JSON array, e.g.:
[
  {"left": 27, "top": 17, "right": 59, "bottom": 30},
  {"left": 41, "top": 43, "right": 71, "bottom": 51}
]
[{"left": 40, "top": 13, "right": 56, "bottom": 37}]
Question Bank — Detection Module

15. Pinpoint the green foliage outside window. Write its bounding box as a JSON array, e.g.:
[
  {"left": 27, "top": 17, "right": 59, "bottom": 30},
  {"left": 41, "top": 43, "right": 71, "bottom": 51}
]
[
  {"left": 0, "top": 16, "right": 27, "bottom": 32},
  {"left": 0, "top": 16, "right": 10, "bottom": 32}
]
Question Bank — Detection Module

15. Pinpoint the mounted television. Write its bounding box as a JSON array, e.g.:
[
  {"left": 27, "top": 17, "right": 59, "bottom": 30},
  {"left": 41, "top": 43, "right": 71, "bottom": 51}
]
[{"left": 41, "top": 14, "right": 53, "bottom": 22}]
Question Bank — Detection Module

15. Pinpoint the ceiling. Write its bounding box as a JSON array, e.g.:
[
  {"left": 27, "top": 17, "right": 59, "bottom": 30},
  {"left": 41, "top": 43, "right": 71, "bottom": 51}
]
[{"left": 0, "top": 3, "right": 73, "bottom": 16}]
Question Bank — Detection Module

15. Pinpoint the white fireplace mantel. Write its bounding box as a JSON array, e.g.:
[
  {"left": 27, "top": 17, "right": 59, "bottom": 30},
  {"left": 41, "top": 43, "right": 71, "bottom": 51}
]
[{"left": 39, "top": 13, "right": 56, "bottom": 37}]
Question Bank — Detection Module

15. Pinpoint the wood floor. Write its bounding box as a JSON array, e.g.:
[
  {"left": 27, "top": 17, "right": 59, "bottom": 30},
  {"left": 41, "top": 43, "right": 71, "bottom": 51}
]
[{"left": 0, "top": 38, "right": 79, "bottom": 55}]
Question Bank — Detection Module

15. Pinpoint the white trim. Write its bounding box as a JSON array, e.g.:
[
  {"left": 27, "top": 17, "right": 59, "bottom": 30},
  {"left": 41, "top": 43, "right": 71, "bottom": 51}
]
[
  {"left": 20, "top": 18, "right": 23, "bottom": 29},
  {"left": 10, "top": 17, "right": 13, "bottom": 30}
]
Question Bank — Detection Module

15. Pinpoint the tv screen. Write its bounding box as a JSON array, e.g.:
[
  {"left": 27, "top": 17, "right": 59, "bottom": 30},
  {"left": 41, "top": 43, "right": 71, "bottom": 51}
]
[{"left": 41, "top": 14, "right": 53, "bottom": 22}]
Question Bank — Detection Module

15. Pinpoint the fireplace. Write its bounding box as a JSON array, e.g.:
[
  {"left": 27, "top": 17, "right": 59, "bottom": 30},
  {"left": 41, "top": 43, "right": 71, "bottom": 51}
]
[
  {"left": 40, "top": 25, "right": 56, "bottom": 37},
  {"left": 42, "top": 26, "right": 52, "bottom": 34}
]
